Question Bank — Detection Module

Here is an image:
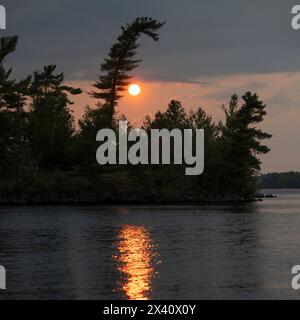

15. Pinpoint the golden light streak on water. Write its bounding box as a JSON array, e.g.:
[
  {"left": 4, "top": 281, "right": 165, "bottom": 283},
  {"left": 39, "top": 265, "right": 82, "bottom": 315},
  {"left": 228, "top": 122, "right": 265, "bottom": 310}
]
[{"left": 113, "top": 225, "right": 159, "bottom": 300}]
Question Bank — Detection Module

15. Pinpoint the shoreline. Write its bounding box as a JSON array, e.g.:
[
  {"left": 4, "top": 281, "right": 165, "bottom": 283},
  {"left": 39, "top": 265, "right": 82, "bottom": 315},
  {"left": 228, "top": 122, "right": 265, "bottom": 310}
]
[
  {"left": 0, "top": 199, "right": 261, "bottom": 207},
  {"left": 0, "top": 191, "right": 279, "bottom": 207}
]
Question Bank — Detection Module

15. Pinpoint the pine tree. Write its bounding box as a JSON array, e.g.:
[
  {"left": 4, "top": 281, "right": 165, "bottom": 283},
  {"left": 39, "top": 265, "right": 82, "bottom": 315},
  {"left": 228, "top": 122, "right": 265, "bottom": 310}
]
[
  {"left": 143, "top": 100, "right": 188, "bottom": 130},
  {"left": 92, "top": 17, "right": 165, "bottom": 125},
  {"left": 29, "top": 65, "right": 81, "bottom": 169},
  {"left": 0, "top": 36, "right": 31, "bottom": 177},
  {"left": 221, "top": 92, "right": 272, "bottom": 198}
]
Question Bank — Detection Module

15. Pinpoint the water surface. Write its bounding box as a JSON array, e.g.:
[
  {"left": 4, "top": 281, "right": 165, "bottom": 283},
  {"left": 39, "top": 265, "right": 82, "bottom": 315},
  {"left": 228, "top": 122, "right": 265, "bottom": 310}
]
[{"left": 1, "top": 189, "right": 300, "bottom": 300}]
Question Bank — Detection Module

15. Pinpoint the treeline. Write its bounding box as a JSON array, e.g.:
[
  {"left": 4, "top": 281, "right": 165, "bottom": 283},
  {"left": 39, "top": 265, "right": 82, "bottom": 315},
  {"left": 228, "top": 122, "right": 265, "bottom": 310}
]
[
  {"left": 0, "top": 18, "right": 272, "bottom": 203},
  {"left": 258, "top": 172, "right": 300, "bottom": 189}
]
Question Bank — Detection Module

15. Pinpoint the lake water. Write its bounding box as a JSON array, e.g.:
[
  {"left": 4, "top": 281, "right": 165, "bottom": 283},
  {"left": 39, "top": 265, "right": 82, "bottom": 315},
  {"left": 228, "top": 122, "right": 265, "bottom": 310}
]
[{"left": 1, "top": 189, "right": 300, "bottom": 300}]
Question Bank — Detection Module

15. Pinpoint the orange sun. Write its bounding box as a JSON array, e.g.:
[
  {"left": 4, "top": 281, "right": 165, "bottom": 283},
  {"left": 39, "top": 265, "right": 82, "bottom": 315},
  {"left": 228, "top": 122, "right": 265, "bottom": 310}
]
[{"left": 129, "top": 84, "right": 141, "bottom": 96}]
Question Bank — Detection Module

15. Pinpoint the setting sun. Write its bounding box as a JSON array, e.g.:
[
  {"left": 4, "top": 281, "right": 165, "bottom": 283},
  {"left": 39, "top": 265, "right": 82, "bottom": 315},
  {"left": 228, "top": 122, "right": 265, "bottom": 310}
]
[{"left": 129, "top": 84, "right": 141, "bottom": 96}]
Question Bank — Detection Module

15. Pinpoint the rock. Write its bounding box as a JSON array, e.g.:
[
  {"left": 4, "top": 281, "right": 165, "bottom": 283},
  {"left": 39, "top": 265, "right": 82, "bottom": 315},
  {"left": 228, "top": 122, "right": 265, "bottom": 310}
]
[
  {"left": 265, "top": 193, "right": 277, "bottom": 198},
  {"left": 254, "top": 192, "right": 265, "bottom": 199}
]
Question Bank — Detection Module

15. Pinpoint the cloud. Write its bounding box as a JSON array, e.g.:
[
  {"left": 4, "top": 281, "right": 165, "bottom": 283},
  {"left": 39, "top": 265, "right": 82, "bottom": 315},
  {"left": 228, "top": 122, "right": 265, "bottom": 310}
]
[
  {"left": 1, "top": 0, "right": 299, "bottom": 83},
  {"left": 202, "top": 80, "right": 269, "bottom": 101}
]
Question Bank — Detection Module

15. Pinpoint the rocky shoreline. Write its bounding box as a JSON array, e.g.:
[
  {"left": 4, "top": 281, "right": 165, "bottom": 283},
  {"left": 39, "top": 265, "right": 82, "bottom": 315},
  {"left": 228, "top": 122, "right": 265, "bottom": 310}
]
[
  {"left": 254, "top": 192, "right": 278, "bottom": 199},
  {"left": 0, "top": 195, "right": 269, "bottom": 206},
  {"left": 0, "top": 182, "right": 278, "bottom": 205}
]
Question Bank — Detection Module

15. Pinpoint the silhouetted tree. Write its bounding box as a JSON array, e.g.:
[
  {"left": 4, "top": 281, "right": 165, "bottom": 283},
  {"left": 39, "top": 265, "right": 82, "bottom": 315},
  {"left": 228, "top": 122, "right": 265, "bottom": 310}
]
[
  {"left": 144, "top": 100, "right": 188, "bottom": 130},
  {"left": 188, "top": 107, "right": 221, "bottom": 191},
  {"left": 221, "top": 93, "right": 272, "bottom": 197},
  {"left": 0, "top": 36, "right": 31, "bottom": 178},
  {"left": 91, "top": 17, "right": 165, "bottom": 126},
  {"left": 258, "top": 171, "right": 300, "bottom": 189},
  {"left": 29, "top": 65, "right": 81, "bottom": 169},
  {"left": 77, "top": 17, "right": 164, "bottom": 169}
]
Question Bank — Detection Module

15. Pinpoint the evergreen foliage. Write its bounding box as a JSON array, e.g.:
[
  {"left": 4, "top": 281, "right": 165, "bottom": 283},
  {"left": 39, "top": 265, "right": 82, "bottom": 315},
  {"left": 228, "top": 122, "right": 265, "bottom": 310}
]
[
  {"left": 91, "top": 17, "right": 165, "bottom": 125},
  {"left": 0, "top": 23, "right": 272, "bottom": 203}
]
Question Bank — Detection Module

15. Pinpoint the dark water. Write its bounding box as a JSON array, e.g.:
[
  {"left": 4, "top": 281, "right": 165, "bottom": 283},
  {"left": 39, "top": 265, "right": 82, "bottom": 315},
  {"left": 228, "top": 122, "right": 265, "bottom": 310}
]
[{"left": 1, "top": 189, "right": 300, "bottom": 300}]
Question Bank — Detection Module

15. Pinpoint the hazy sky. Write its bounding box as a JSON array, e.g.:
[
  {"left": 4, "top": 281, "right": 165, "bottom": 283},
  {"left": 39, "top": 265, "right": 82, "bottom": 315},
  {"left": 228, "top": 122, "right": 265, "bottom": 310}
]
[{"left": 1, "top": 0, "right": 300, "bottom": 172}]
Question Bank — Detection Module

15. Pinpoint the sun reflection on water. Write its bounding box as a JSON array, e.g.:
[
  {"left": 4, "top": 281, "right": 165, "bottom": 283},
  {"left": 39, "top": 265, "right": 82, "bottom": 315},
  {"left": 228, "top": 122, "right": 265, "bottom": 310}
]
[{"left": 113, "top": 225, "right": 160, "bottom": 300}]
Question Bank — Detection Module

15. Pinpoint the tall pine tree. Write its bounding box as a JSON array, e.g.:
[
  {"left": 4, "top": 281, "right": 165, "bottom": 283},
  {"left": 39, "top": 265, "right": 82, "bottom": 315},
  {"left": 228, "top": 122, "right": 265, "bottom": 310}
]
[
  {"left": 221, "top": 92, "right": 272, "bottom": 198},
  {"left": 0, "top": 36, "right": 31, "bottom": 178},
  {"left": 29, "top": 65, "right": 81, "bottom": 169},
  {"left": 91, "top": 17, "right": 165, "bottom": 126}
]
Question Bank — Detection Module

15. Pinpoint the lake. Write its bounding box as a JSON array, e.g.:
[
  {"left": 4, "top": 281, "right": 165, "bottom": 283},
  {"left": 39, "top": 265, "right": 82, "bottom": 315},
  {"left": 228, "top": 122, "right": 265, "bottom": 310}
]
[{"left": 1, "top": 189, "right": 300, "bottom": 300}]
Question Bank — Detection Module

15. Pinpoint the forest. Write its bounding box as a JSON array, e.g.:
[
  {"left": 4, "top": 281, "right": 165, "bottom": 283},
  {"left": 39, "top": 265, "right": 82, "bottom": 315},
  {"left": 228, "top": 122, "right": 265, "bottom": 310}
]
[
  {"left": 258, "top": 172, "right": 300, "bottom": 189},
  {"left": 0, "top": 17, "right": 272, "bottom": 203}
]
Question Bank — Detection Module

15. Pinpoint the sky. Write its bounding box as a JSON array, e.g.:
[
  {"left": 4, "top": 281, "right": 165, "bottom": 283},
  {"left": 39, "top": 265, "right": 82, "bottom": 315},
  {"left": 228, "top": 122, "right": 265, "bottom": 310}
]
[{"left": 1, "top": 0, "right": 300, "bottom": 173}]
